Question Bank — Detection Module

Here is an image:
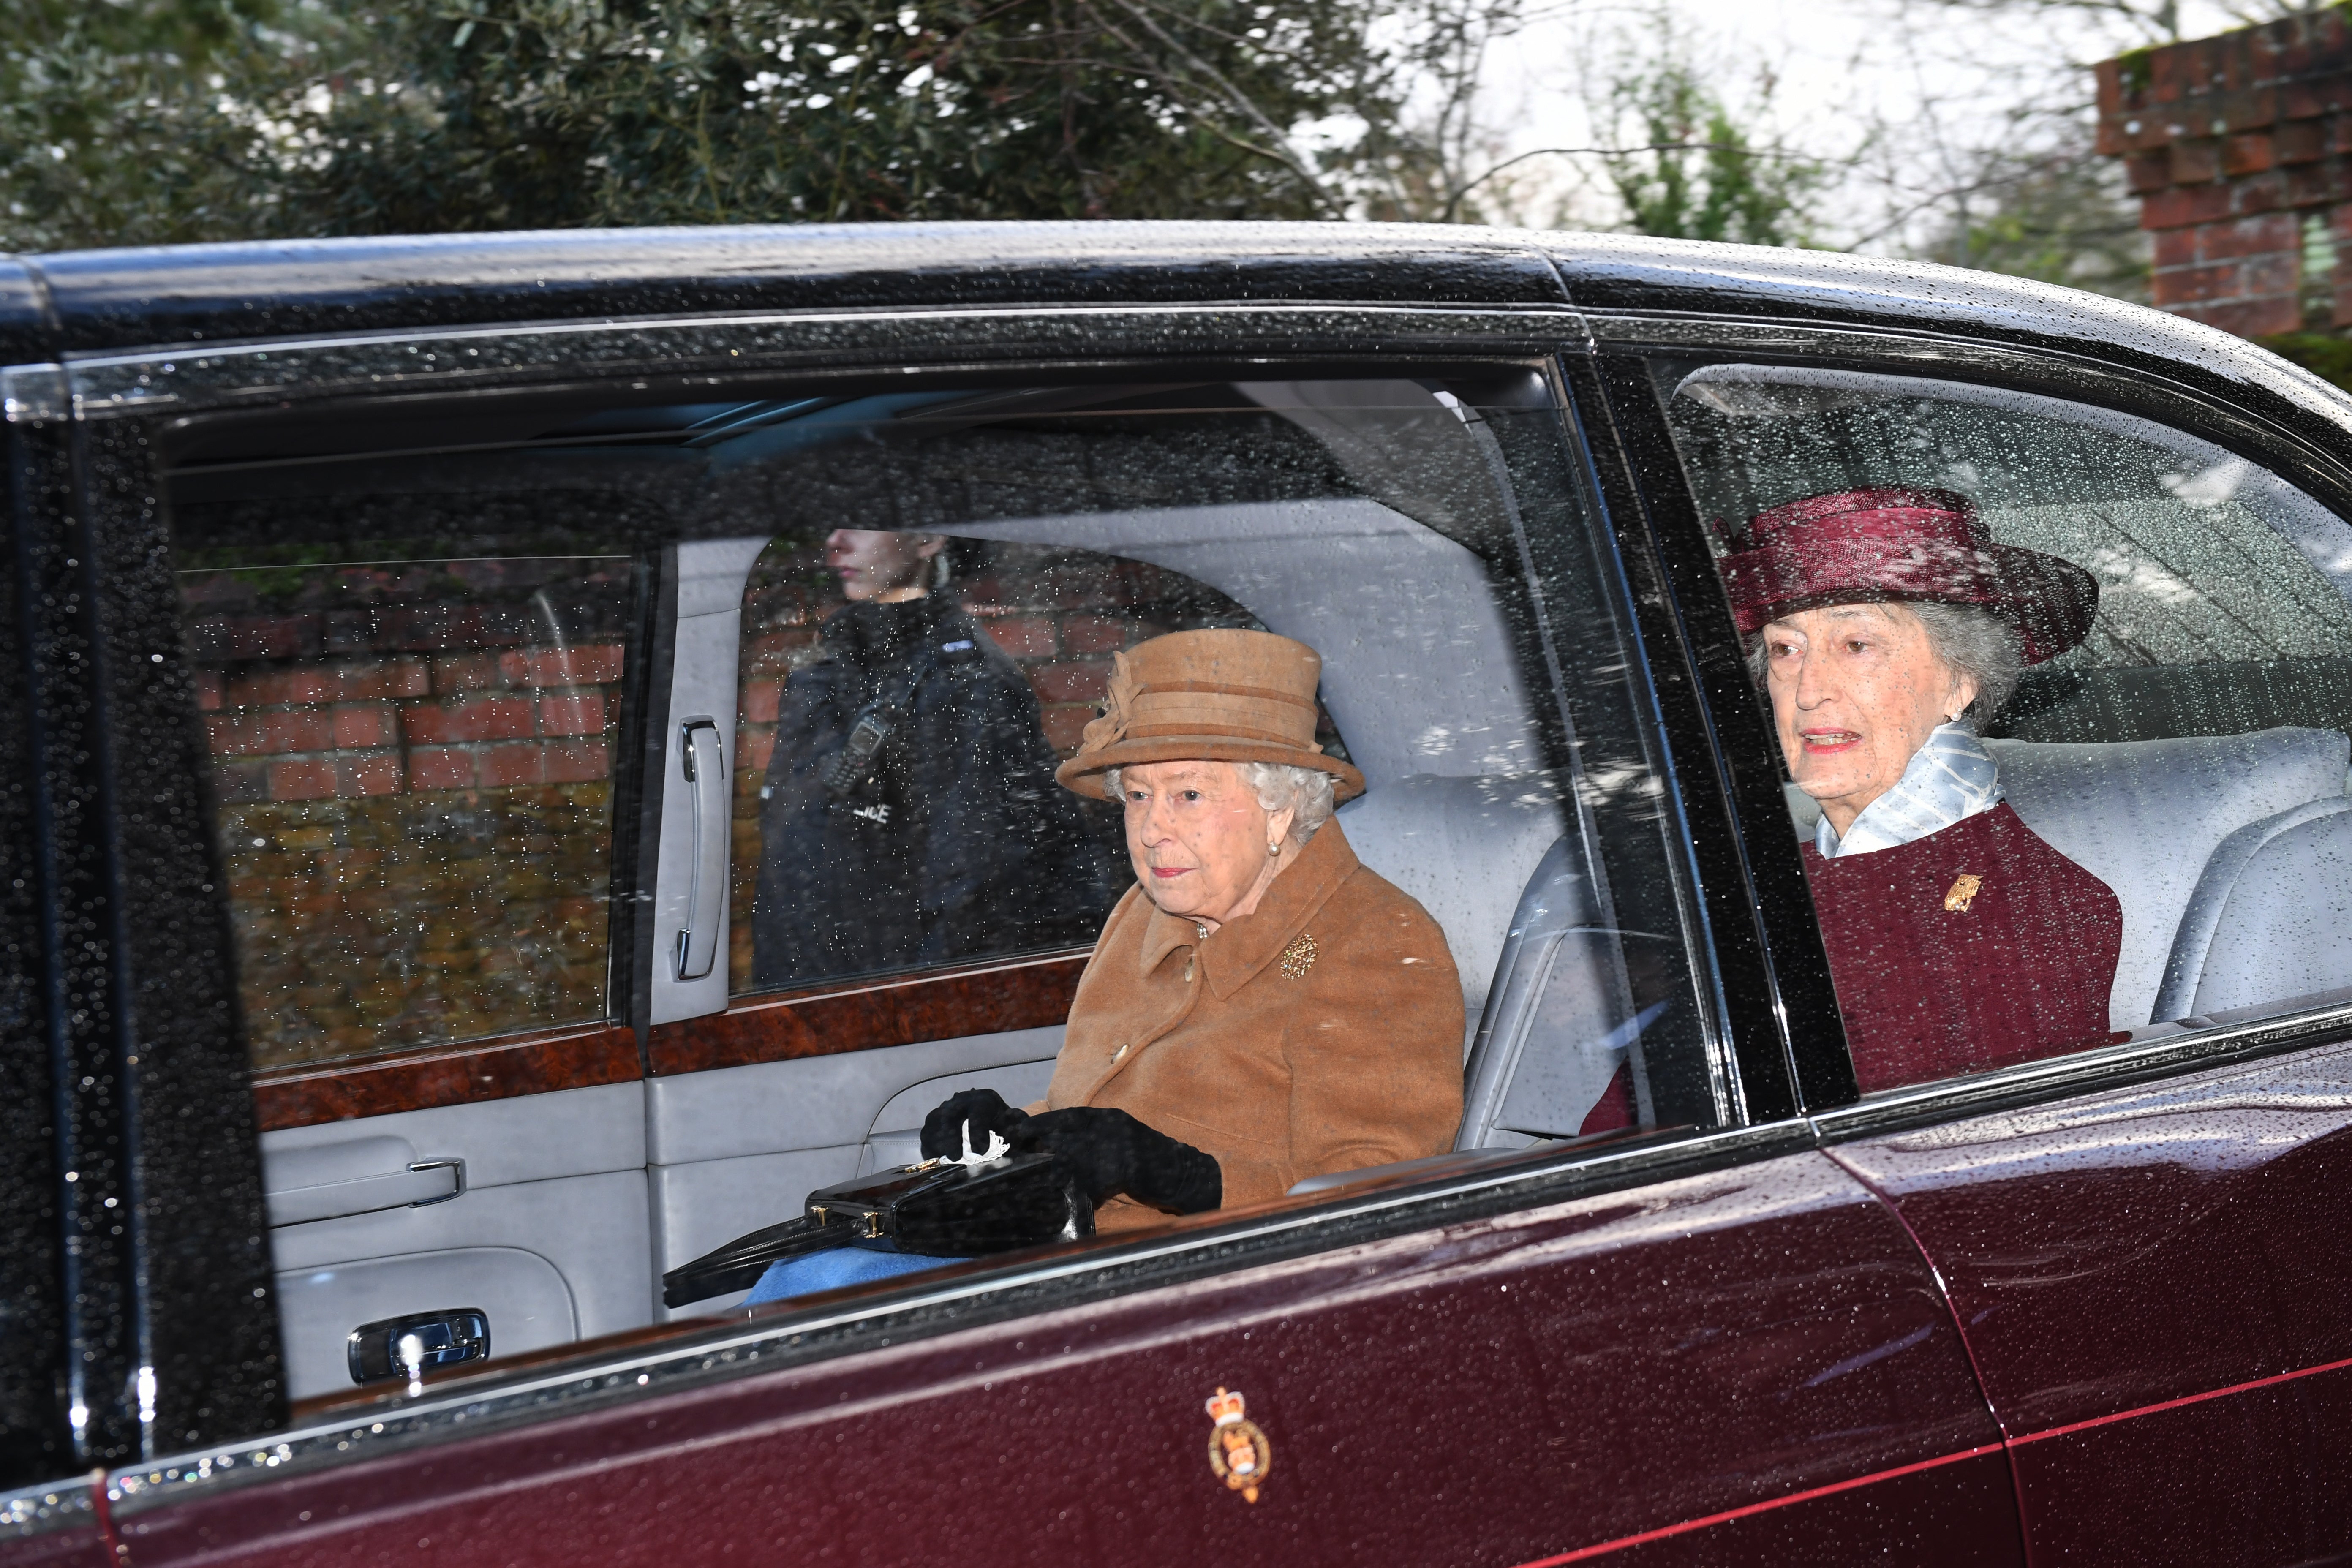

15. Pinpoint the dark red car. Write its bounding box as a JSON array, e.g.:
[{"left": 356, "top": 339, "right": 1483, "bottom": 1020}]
[{"left": 2, "top": 223, "right": 2350, "bottom": 1567}]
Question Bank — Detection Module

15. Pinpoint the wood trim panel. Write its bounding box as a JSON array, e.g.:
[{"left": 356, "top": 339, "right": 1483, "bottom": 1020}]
[
  {"left": 248, "top": 946, "right": 1090, "bottom": 1129},
  {"left": 646, "top": 947, "right": 1092, "bottom": 1076},
  {"left": 250, "top": 1022, "right": 642, "bottom": 1132}
]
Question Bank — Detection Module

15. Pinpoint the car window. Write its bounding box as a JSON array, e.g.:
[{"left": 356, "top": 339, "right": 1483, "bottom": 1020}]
[
  {"left": 639, "top": 378, "right": 1725, "bottom": 1146},
  {"left": 147, "top": 364, "right": 1719, "bottom": 1403},
  {"left": 176, "top": 544, "right": 637, "bottom": 1070},
  {"left": 1653, "top": 359, "right": 2352, "bottom": 1094}
]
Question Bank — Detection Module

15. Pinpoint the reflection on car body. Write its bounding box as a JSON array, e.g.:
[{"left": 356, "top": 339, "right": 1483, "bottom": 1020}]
[{"left": 2, "top": 224, "right": 2351, "bottom": 1568}]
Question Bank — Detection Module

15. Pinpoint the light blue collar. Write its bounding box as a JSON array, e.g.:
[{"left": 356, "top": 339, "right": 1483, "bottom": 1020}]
[{"left": 1814, "top": 722, "right": 2002, "bottom": 859}]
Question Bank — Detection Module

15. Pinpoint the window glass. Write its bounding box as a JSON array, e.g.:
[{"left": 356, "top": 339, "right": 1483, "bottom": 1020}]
[
  {"left": 174, "top": 545, "right": 634, "bottom": 1070},
  {"left": 677, "top": 376, "right": 1717, "bottom": 1150},
  {"left": 730, "top": 537, "right": 1319, "bottom": 991},
  {"left": 158, "top": 369, "right": 1716, "bottom": 1348},
  {"left": 1656, "top": 361, "right": 2352, "bottom": 1094}
]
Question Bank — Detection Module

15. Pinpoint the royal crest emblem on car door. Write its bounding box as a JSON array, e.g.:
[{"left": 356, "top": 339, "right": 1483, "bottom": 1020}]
[{"left": 1205, "top": 1387, "right": 1272, "bottom": 1502}]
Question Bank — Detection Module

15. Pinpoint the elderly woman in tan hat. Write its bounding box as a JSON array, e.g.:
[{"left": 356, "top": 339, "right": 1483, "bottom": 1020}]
[
  {"left": 919, "top": 629, "right": 1466, "bottom": 1231},
  {"left": 1725, "top": 487, "right": 2122, "bottom": 1092}
]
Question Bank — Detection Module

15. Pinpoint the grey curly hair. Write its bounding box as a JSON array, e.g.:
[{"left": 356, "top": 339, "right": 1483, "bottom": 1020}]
[
  {"left": 1102, "top": 760, "right": 1338, "bottom": 846},
  {"left": 1745, "top": 600, "right": 2023, "bottom": 726}
]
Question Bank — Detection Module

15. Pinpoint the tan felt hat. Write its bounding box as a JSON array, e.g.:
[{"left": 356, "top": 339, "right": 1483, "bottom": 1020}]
[{"left": 1054, "top": 629, "right": 1366, "bottom": 803}]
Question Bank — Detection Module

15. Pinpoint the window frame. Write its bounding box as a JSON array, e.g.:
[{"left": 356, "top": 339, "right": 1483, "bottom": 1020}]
[
  {"left": 8, "top": 300, "right": 1831, "bottom": 1526},
  {"left": 1591, "top": 310, "right": 2352, "bottom": 1144}
]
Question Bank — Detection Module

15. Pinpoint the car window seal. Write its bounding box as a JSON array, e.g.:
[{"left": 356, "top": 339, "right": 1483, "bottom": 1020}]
[
  {"left": 11, "top": 304, "right": 1595, "bottom": 425},
  {"left": 1808, "top": 998, "right": 2352, "bottom": 1144}
]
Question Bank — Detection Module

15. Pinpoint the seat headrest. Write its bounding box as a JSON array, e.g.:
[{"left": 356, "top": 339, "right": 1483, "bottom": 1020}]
[
  {"left": 1984, "top": 728, "right": 2348, "bottom": 832},
  {"left": 1338, "top": 771, "right": 1569, "bottom": 1026}
]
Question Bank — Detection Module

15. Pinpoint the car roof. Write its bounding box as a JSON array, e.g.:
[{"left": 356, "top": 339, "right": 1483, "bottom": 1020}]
[{"left": 5, "top": 221, "right": 2348, "bottom": 450}]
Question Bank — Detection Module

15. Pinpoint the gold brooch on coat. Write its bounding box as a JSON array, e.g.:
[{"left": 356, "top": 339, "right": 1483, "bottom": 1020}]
[
  {"left": 1205, "top": 1387, "right": 1272, "bottom": 1503},
  {"left": 1944, "top": 873, "right": 1983, "bottom": 913},
  {"left": 1279, "top": 932, "right": 1317, "bottom": 979}
]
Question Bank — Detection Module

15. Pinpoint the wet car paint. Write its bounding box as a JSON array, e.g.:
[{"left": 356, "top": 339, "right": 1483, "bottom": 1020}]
[
  {"left": 108, "top": 1153, "right": 2018, "bottom": 1568},
  {"left": 1832, "top": 1036, "right": 2352, "bottom": 1566}
]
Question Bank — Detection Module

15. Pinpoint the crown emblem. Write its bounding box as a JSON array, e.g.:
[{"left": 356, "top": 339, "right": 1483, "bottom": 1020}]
[{"left": 1203, "top": 1386, "right": 1272, "bottom": 1503}]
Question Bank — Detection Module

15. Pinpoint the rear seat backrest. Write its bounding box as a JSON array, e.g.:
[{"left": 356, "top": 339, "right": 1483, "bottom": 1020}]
[
  {"left": 1337, "top": 772, "right": 1569, "bottom": 1038},
  {"left": 2159, "top": 798, "right": 2352, "bottom": 1020},
  {"left": 1454, "top": 836, "right": 1659, "bottom": 1150},
  {"left": 1984, "top": 729, "right": 2348, "bottom": 1028}
]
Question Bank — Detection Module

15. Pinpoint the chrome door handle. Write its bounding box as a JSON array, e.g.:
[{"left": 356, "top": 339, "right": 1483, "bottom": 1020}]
[
  {"left": 675, "top": 716, "right": 726, "bottom": 980},
  {"left": 406, "top": 1158, "right": 466, "bottom": 1207},
  {"left": 347, "top": 1308, "right": 490, "bottom": 1386}
]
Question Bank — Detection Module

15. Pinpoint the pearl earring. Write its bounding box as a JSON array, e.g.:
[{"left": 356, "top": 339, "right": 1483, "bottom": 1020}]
[{"left": 1268, "top": 841, "right": 1282, "bottom": 859}]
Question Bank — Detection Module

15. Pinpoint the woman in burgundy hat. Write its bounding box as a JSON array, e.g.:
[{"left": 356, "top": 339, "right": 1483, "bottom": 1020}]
[{"left": 1723, "top": 487, "right": 2122, "bottom": 1092}]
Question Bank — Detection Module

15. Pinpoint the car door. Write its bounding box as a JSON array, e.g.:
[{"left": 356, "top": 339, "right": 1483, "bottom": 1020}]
[
  {"left": 1607, "top": 317, "right": 2352, "bottom": 1566},
  {"left": 162, "top": 450, "right": 661, "bottom": 1402},
  {"left": 4, "top": 257, "right": 2020, "bottom": 1566},
  {"left": 633, "top": 530, "right": 1101, "bottom": 1320}
]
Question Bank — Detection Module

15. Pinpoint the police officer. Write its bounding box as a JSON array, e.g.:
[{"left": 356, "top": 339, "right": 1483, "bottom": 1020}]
[{"left": 751, "top": 529, "right": 1117, "bottom": 989}]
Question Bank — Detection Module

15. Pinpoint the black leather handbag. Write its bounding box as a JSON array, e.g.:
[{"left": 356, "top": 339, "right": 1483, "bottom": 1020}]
[{"left": 662, "top": 1152, "right": 1094, "bottom": 1309}]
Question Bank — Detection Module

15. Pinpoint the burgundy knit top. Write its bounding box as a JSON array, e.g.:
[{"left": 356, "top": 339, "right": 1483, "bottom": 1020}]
[{"left": 1801, "top": 802, "right": 2123, "bottom": 1094}]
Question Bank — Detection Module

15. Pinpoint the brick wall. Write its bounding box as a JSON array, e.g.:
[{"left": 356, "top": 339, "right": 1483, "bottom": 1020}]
[
  {"left": 185, "top": 558, "right": 632, "bottom": 1070},
  {"left": 191, "top": 540, "right": 1330, "bottom": 1059},
  {"left": 2097, "top": 11, "right": 2352, "bottom": 335}
]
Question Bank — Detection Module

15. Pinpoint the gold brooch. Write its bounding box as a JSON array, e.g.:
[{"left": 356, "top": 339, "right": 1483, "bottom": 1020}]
[
  {"left": 1944, "top": 874, "right": 1983, "bottom": 913},
  {"left": 1205, "top": 1387, "right": 1272, "bottom": 1503},
  {"left": 1279, "top": 932, "right": 1317, "bottom": 979}
]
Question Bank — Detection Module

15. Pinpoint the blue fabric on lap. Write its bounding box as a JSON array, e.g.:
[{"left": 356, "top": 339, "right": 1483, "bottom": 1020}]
[{"left": 743, "top": 1246, "right": 967, "bottom": 1305}]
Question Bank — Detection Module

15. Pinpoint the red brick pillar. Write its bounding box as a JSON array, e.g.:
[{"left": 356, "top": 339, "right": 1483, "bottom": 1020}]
[{"left": 2097, "top": 11, "right": 2352, "bottom": 336}]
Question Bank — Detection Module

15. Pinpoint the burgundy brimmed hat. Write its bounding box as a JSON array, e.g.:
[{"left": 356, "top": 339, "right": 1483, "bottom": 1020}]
[
  {"left": 1055, "top": 628, "right": 1365, "bottom": 803},
  {"left": 1720, "top": 487, "right": 2098, "bottom": 666}
]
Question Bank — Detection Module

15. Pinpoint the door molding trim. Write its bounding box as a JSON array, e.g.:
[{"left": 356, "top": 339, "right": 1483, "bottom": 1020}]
[
  {"left": 247, "top": 946, "right": 1096, "bottom": 1129},
  {"left": 20, "top": 304, "right": 1593, "bottom": 422},
  {"left": 249, "top": 1022, "right": 642, "bottom": 1132},
  {"left": 645, "top": 947, "right": 1091, "bottom": 1076}
]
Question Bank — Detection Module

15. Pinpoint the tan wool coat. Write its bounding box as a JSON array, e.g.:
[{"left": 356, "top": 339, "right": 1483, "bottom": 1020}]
[{"left": 1033, "top": 818, "right": 1465, "bottom": 1232}]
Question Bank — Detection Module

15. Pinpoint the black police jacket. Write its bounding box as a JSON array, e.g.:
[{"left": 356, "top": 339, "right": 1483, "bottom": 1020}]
[{"left": 751, "top": 595, "right": 1119, "bottom": 991}]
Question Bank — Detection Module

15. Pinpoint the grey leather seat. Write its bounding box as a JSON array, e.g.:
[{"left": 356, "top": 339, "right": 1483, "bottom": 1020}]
[
  {"left": 1452, "top": 836, "right": 1668, "bottom": 1151},
  {"left": 1987, "top": 728, "right": 2349, "bottom": 1027},
  {"left": 1288, "top": 832, "right": 1657, "bottom": 1194},
  {"left": 1786, "top": 727, "right": 2349, "bottom": 1028},
  {"left": 2157, "top": 797, "right": 2352, "bottom": 1020},
  {"left": 1337, "top": 771, "right": 1569, "bottom": 1042}
]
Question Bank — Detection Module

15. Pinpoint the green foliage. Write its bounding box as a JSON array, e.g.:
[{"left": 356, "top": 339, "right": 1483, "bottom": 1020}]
[
  {"left": 3, "top": 0, "right": 1424, "bottom": 247},
  {"left": 0, "top": 0, "right": 300, "bottom": 250},
  {"left": 1595, "top": 19, "right": 1821, "bottom": 246},
  {"left": 1916, "top": 132, "right": 2150, "bottom": 302},
  {"left": 2255, "top": 331, "right": 2352, "bottom": 393},
  {"left": 2116, "top": 45, "right": 2154, "bottom": 96}
]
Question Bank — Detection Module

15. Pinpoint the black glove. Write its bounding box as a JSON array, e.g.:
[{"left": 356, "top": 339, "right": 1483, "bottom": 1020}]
[
  {"left": 919, "top": 1088, "right": 1037, "bottom": 1161},
  {"left": 1026, "top": 1107, "right": 1222, "bottom": 1215}
]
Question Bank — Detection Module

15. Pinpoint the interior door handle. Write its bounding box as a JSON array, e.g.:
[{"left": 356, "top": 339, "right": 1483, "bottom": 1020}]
[
  {"left": 675, "top": 716, "right": 726, "bottom": 980},
  {"left": 348, "top": 1308, "right": 490, "bottom": 1387},
  {"left": 405, "top": 1158, "right": 466, "bottom": 1207},
  {"left": 262, "top": 1138, "right": 464, "bottom": 1226}
]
